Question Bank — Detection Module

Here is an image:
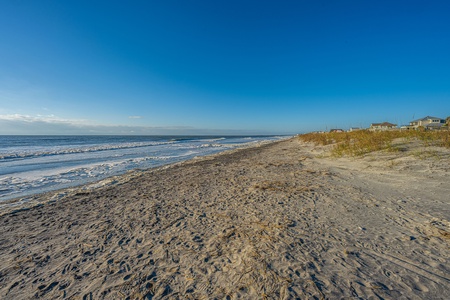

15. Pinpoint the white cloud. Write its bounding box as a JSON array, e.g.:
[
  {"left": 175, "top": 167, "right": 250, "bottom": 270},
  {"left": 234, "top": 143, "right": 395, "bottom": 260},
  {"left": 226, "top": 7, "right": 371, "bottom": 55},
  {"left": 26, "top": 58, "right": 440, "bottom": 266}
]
[
  {"left": 0, "top": 114, "right": 89, "bottom": 125},
  {"left": 0, "top": 114, "right": 270, "bottom": 135},
  {"left": 128, "top": 116, "right": 143, "bottom": 119},
  {"left": 0, "top": 114, "right": 100, "bottom": 135}
]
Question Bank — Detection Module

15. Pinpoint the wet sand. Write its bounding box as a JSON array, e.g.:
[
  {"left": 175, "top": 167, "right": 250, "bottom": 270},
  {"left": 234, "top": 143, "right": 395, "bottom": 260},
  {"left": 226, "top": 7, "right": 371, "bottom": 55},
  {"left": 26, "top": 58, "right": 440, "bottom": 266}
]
[{"left": 0, "top": 138, "right": 449, "bottom": 299}]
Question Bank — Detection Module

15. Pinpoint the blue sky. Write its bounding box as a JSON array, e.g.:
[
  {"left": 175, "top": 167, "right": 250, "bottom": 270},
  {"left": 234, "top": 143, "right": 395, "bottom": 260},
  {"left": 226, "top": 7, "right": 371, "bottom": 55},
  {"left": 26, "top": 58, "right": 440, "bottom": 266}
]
[{"left": 0, "top": 0, "right": 449, "bottom": 134}]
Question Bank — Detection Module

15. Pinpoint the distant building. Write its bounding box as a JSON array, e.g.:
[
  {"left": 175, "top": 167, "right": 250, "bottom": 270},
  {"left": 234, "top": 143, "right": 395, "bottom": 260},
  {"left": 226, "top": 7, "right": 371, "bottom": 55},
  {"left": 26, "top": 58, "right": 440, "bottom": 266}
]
[
  {"left": 400, "top": 125, "right": 410, "bottom": 130},
  {"left": 330, "top": 129, "right": 344, "bottom": 133},
  {"left": 409, "top": 116, "right": 445, "bottom": 130},
  {"left": 348, "top": 127, "right": 361, "bottom": 132},
  {"left": 369, "top": 122, "right": 397, "bottom": 131}
]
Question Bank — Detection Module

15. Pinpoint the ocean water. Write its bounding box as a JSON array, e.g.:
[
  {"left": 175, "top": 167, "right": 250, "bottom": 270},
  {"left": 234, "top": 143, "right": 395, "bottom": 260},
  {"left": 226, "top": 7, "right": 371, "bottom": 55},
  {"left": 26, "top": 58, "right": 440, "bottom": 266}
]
[{"left": 0, "top": 135, "right": 285, "bottom": 202}]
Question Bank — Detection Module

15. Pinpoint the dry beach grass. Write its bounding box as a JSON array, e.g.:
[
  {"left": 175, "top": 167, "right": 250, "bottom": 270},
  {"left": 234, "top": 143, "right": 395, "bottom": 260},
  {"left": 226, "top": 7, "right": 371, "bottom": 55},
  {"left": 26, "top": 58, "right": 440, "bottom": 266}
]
[
  {"left": 0, "top": 137, "right": 449, "bottom": 299},
  {"left": 299, "top": 129, "right": 450, "bottom": 157}
]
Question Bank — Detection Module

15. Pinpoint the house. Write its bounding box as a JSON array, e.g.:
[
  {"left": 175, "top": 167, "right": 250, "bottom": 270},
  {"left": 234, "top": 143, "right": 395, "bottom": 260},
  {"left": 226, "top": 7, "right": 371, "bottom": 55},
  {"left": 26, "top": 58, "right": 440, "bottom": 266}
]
[
  {"left": 329, "top": 129, "right": 344, "bottom": 133},
  {"left": 400, "top": 125, "right": 410, "bottom": 130},
  {"left": 369, "top": 122, "right": 397, "bottom": 131},
  {"left": 409, "top": 116, "right": 445, "bottom": 130},
  {"left": 348, "top": 127, "right": 361, "bottom": 132}
]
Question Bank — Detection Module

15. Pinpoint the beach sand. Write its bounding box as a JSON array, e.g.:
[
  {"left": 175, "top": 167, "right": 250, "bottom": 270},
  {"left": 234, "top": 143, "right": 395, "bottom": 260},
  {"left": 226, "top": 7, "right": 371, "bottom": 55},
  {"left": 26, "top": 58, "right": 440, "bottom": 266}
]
[{"left": 0, "top": 138, "right": 449, "bottom": 299}]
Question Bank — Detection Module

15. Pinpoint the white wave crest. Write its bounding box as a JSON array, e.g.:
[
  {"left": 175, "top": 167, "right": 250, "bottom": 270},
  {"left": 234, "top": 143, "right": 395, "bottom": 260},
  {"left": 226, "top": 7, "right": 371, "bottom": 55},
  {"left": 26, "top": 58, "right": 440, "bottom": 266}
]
[{"left": 0, "top": 140, "right": 176, "bottom": 160}]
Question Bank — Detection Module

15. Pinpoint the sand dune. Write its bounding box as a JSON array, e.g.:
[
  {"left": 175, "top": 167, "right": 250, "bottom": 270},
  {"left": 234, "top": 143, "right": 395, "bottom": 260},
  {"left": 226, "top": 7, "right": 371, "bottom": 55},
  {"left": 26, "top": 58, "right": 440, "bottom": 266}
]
[{"left": 0, "top": 138, "right": 449, "bottom": 299}]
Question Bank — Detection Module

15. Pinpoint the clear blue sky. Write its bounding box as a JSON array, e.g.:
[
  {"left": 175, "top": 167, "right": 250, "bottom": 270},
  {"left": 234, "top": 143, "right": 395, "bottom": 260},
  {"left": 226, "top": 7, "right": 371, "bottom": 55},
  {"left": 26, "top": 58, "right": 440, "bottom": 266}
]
[{"left": 1, "top": 0, "right": 449, "bottom": 134}]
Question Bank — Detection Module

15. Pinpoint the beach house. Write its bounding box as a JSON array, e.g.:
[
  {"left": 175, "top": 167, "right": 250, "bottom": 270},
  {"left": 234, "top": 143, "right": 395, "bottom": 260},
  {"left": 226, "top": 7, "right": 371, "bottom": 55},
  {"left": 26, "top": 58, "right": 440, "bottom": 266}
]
[
  {"left": 369, "top": 122, "right": 397, "bottom": 131},
  {"left": 409, "top": 116, "right": 445, "bottom": 130}
]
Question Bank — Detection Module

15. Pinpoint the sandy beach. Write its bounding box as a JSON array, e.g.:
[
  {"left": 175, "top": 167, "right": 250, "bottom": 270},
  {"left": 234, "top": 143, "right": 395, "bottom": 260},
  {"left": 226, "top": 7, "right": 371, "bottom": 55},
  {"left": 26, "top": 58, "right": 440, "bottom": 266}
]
[{"left": 0, "top": 137, "right": 449, "bottom": 299}]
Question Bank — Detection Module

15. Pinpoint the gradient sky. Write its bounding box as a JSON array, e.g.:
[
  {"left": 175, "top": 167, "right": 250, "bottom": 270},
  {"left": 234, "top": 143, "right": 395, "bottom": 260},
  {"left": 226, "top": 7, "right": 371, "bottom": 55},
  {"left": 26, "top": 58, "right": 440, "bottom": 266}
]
[{"left": 1, "top": 0, "right": 449, "bottom": 135}]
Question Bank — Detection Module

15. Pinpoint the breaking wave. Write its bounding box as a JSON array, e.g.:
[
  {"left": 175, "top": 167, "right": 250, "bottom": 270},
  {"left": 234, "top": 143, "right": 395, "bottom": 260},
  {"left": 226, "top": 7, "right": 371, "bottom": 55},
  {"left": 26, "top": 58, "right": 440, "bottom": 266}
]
[{"left": 0, "top": 140, "right": 176, "bottom": 160}]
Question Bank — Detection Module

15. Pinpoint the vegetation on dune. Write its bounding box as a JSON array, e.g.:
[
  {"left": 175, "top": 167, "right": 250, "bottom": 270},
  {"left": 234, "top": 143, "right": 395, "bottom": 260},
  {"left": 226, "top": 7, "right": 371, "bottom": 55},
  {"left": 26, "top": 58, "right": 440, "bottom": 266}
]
[{"left": 299, "top": 130, "right": 450, "bottom": 157}]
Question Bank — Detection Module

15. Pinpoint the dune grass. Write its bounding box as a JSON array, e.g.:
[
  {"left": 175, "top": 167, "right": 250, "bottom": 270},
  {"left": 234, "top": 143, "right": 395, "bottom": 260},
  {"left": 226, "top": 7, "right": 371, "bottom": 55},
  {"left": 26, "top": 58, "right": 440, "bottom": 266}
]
[{"left": 299, "top": 130, "right": 450, "bottom": 157}]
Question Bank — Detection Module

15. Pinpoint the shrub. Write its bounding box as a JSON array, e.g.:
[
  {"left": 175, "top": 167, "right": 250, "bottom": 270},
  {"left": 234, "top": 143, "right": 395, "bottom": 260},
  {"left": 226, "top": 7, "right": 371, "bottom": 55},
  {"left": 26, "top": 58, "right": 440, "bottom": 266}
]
[{"left": 299, "top": 130, "right": 450, "bottom": 157}]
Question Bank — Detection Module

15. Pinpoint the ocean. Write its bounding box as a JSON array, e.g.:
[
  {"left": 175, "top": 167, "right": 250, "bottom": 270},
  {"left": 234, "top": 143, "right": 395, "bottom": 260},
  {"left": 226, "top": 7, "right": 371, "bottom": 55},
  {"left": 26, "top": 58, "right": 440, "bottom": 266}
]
[{"left": 0, "top": 135, "right": 285, "bottom": 202}]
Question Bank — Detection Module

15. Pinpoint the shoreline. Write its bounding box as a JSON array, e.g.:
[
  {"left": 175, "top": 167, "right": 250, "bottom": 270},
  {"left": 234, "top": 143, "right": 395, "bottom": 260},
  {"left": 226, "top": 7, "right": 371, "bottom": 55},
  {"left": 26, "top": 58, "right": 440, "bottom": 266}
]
[
  {"left": 0, "top": 138, "right": 288, "bottom": 216},
  {"left": 0, "top": 137, "right": 449, "bottom": 299}
]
